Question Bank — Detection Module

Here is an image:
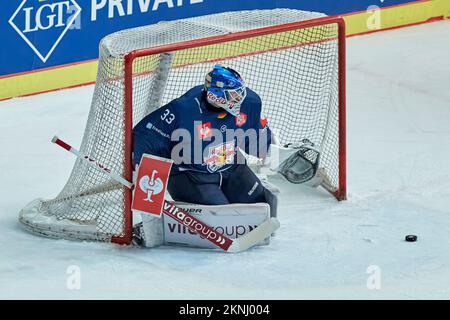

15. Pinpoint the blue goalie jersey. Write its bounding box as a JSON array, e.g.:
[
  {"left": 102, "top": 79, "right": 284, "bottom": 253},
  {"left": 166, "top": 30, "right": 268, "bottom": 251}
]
[{"left": 133, "top": 85, "right": 272, "bottom": 174}]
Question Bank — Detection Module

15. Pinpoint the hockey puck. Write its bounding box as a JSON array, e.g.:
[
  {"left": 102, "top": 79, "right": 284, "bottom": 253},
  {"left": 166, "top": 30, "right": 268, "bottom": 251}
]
[{"left": 405, "top": 235, "right": 417, "bottom": 242}]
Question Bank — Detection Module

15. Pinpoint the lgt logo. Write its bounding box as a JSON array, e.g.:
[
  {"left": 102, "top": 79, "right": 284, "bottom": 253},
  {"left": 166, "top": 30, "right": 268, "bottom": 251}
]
[{"left": 9, "top": 0, "right": 82, "bottom": 63}]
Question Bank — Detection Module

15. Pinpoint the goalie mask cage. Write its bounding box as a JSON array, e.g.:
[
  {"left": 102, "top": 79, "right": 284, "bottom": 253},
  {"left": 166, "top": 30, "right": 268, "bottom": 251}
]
[{"left": 19, "top": 9, "right": 346, "bottom": 244}]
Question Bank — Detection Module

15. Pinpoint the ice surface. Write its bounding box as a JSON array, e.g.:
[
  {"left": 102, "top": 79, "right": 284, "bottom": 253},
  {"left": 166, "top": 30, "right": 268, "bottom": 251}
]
[{"left": 0, "top": 20, "right": 450, "bottom": 299}]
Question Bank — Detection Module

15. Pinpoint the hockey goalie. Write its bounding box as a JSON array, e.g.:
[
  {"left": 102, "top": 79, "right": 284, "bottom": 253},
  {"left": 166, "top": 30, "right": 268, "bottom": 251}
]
[
  {"left": 18, "top": 10, "right": 345, "bottom": 250},
  {"left": 132, "top": 65, "right": 320, "bottom": 249}
]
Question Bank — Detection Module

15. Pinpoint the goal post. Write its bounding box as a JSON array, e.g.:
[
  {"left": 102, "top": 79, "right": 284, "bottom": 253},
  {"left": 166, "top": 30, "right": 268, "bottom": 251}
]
[{"left": 19, "top": 9, "right": 346, "bottom": 245}]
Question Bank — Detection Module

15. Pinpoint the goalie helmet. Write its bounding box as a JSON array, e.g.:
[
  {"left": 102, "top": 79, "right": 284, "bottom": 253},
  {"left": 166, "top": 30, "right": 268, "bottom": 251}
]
[{"left": 204, "top": 65, "right": 247, "bottom": 117}]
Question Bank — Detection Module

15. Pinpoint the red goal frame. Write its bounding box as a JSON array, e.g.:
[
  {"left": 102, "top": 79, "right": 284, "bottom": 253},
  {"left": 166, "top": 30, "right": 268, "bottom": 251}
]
[{"left": 116, "top": 16, "right": 347, "bottom": 244}]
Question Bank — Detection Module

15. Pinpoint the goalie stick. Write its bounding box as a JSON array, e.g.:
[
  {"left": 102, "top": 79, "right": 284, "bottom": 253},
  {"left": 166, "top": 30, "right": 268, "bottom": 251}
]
[{"left": 52, "top": 136, "right": 280, "bottom": 253}]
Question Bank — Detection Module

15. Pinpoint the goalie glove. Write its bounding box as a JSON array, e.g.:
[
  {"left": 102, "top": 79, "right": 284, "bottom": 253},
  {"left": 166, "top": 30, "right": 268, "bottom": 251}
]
[{"left": 269, "top": 139, "right": 320, "bottom": 184}]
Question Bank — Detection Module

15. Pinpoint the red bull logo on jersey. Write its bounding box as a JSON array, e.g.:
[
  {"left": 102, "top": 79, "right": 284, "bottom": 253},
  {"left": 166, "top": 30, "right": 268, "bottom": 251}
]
[{"left": 204, "top": 141, "right": 235, "bottom": 172}]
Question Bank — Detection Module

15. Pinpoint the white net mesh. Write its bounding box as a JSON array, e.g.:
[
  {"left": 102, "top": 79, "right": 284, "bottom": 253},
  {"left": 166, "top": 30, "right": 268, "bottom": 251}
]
[{"left": 19, "top": 9, "right": 345, "bottom": 243}]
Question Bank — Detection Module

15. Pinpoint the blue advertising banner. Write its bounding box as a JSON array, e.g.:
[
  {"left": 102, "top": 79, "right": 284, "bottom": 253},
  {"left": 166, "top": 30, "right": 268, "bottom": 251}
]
[{"left": 1, "top": 0, "right": 418, "bottom": 77}]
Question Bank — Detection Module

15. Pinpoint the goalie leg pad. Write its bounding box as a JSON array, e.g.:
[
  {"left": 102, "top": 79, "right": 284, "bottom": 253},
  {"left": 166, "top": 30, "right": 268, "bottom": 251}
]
[
  {"left": 261, "top": 179, "right": 279, "bottom": 219},
  {"left": 167, "top": 171, "right": 230, "bottom": 205},
  {"left": 136, "top": 203, "right": 271, "bottom": 249},
  {"left": 221, "top": 164, "right": 267, "bottom": 204},
  {"left": 133, "top": 214, "right": 164, "bottom": 248},
  {"left": 164, "top": 202, "right": 271, "bottom": 249}
]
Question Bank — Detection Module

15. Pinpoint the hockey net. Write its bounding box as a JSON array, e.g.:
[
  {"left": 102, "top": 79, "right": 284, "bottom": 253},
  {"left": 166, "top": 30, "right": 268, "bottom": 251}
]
[{"left": 19, "top": 9, "right": 346, "bottom": 244}]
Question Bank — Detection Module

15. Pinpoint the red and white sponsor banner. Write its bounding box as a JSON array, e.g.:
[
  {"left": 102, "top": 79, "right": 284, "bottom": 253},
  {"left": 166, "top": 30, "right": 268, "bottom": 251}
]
[{"left": 132, "top": 154, "right": 173, "bottom": 217}]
